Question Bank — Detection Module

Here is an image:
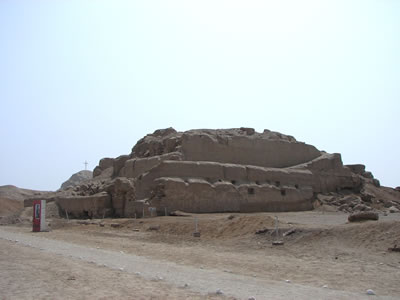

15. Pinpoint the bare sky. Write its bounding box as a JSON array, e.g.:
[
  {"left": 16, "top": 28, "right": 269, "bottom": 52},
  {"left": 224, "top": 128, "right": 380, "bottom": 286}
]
[{"left": 1, "top": 0, "right": 399, "bottom": 190}]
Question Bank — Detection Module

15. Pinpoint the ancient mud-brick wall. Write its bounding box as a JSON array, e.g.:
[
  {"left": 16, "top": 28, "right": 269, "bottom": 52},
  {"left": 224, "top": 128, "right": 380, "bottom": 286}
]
[
  {"left": 56, "top": 192, "right": 111, "bottom": 218},
  {"left": 89, "top": 128, "right": 362, "bottom": 216}
]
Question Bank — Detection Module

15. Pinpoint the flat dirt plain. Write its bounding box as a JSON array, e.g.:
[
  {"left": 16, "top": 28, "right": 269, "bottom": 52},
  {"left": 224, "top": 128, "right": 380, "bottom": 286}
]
[{"left": 1, "top": 210, "right": 400, "bottom": 299}]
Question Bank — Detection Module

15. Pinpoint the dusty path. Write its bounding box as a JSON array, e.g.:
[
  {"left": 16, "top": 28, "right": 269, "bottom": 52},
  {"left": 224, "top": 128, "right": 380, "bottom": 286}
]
[
  {"left": 0, "top": 240, "right": 224, "bottom": 300},
  {"left": 0, "top": 228, "right": 395, "bottom": 300}
]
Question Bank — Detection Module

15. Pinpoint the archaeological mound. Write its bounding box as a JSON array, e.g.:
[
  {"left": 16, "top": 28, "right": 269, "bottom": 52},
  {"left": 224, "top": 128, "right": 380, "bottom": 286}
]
[{"left": 42, "top": 128, "right": 381, "bottom": 218}]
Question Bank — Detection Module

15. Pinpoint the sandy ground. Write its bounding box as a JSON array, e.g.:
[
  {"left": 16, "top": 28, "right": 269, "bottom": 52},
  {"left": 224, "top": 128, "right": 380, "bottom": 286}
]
[
  {"left": 0, "top": 238, "right": 228, "bottom": 300},
  {"left": 1, "top": 211, "right": 400, "bottom": 299},
  {"left": 0, "top": 198, "right": 23, "bottom": 217}
]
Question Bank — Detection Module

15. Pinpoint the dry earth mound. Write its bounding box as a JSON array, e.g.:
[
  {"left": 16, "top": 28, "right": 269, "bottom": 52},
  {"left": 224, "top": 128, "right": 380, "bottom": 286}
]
[
  {"left": 0, "top": 185, "right": 50, "bottom": 221},
  {"left": 60, "top": 170, "right": 93, "bottom": 190},
  {"left": 0, "top": 184, "right": 67, "bottom": 224},
  {"left": 0, "top": 185, "right": 48, "bottom": 201},
  {"left": 0, "top": 197, "right": 23, "bottom": 216}
]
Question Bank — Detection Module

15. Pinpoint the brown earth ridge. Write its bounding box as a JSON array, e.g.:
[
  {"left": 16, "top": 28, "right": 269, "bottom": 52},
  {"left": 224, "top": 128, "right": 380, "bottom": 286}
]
[{"left": 23, "top": 127, "right": 400, "bottom": 219}]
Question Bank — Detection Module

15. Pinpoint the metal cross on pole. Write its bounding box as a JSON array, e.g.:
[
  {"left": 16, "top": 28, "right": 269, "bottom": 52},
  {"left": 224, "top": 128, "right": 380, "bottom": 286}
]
[{"left": 84, "top": 161, "right": 88, "bottom": 170}]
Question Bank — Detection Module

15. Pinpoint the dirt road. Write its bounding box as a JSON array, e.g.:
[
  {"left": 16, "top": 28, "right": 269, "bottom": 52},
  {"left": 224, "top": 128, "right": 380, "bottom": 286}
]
[{"left": 0, "top": 226, "right": 396, "bottom": 300}]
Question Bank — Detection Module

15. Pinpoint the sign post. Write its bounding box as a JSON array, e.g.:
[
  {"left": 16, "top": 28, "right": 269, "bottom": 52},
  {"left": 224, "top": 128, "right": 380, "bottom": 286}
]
[{"left": 32, "top": 200, "right": 47, "bottom": 232}]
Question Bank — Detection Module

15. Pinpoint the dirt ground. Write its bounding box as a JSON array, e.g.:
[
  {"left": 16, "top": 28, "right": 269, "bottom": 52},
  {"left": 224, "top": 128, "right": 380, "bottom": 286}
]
[
  {"left": 1, "top": 211, "right": 400, "bottom": 299},
  {"left": 0, "top": 197, "right": 23, "bottom": 217}
]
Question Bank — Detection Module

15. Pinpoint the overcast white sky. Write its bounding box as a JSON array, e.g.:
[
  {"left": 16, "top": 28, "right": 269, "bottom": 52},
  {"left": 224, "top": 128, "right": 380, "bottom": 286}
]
[{"left": 1, "top": 0, "right": 399, "bottom": 191}]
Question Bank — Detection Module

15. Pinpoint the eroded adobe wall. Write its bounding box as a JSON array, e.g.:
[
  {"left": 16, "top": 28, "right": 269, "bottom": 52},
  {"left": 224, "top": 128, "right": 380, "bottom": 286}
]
[
  {"left": 289, "top": 153, "right": 362, "bottom": 193},
  {"left": 181, "top": 133, "right": 321, "bottom": 168},
  {"left": 56, "top": 192, "right": 112, "bottom": 218},
  {"left": 136, "top": 155, "right": 360, "bottom": 207},
  {"left": 149, "top": 177, "right": 314, "bottom": 213},
  {"left": 135, "top": 159, "right": 352, "bottom": 201},
  {"left": 93, "top": 128, "right": 323, "bottom": 180},
  {"left": 103, "top": 177, "right": 136, "bottom": 217},
  {"left": 237, "top": 184, "right": 314, "bottom": 212},
  {"left": 119, "top": 152, "right": 183, "bottom": 178},
  {"left": 150, "top": 178, "right": 241, "bottom": 213}
]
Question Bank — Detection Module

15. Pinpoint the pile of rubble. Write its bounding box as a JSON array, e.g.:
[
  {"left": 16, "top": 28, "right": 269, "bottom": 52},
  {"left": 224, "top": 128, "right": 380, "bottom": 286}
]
[{"left": 316, "top": 182, "right": 400, "bottom": 214}]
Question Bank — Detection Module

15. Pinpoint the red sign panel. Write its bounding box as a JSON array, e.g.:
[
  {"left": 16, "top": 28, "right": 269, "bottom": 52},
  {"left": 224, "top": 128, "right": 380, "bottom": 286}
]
[{"left": 32, "top": 200, "right": 41, "bottom": 232}]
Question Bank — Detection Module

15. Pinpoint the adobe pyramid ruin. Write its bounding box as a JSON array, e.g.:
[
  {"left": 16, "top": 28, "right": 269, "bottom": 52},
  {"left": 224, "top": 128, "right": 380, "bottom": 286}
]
[{"left": 42, "top": 127, "right": 398, "bottom": 219}]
